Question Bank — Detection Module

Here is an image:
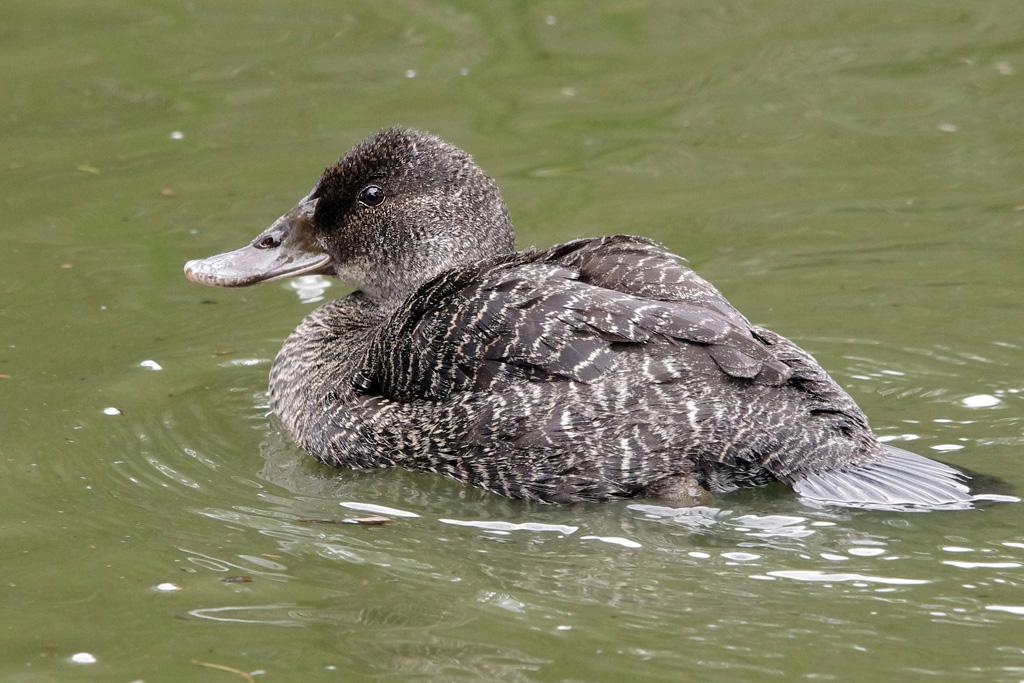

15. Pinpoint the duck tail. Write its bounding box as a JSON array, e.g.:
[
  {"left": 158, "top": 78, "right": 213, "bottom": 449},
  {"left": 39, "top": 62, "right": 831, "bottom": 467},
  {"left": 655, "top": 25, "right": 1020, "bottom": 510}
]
[{"left": 790, "top": 445, "right": 973, "bottom": 511}]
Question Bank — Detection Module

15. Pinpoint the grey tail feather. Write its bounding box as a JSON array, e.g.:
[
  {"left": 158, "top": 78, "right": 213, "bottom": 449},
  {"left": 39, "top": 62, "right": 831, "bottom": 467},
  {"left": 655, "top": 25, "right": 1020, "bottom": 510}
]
[{"left": 789, "top": 445, "right": 973, "bottom": 511}]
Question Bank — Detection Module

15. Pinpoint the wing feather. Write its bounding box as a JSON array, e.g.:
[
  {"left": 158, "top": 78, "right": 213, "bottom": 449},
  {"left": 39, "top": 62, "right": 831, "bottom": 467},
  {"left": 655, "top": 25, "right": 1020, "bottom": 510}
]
[{"left": 361, "top": 236, "right": 796, "bottom": 401}]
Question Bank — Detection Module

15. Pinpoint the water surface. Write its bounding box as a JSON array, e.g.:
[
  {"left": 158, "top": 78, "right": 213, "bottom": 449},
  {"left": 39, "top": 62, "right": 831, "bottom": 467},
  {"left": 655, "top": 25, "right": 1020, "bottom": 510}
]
[{"left": 2, "top": 1, "right": 1023, "bottom": 680}]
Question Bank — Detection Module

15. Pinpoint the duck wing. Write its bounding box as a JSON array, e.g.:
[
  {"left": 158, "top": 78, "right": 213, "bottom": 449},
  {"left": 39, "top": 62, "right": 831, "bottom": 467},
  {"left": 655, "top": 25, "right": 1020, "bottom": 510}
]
[
  {"left": 357, "top": 236, "right": 795, "bottom": 403},
  {"left": 549, "top": 235, "right": 790, "bottom": 384},
  {"left": 555, "top": 235, "right": 874, "bottom": 446}
]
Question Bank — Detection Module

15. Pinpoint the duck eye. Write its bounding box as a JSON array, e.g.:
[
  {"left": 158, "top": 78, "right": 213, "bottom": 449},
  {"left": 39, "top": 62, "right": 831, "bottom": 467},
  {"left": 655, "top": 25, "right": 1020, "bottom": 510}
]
[{"left": 357, "top": 184, "right": 385, "bottom": 208}]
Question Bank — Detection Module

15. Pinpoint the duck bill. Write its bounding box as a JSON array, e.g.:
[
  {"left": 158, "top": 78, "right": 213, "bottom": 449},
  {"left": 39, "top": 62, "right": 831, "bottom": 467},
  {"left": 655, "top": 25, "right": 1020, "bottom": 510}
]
[{"left": 184, "top": 195, "right": 332, "bottom": 287}]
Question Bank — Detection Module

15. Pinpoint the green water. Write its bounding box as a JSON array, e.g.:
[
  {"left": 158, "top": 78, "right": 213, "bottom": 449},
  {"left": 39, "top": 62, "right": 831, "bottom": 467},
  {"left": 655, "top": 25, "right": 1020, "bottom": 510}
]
[{"left": 2, "top": 1, "right": 1023, "bottom": 680}]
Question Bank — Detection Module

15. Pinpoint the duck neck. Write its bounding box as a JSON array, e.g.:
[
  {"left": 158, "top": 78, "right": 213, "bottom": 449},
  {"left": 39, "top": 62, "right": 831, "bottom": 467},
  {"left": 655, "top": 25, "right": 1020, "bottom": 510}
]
[
  {"left": 334, "top": 193, "right": 517, "bottom": 306},
  {"left": 268, "top": 292, "right": 384, "bottom": 449}
]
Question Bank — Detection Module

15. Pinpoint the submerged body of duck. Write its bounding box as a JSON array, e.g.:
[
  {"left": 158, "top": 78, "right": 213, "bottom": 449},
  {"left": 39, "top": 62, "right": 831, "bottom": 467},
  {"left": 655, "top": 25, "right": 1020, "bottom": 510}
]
[{"left": 185, "top": 128, "right": 971, "bottom": 508}]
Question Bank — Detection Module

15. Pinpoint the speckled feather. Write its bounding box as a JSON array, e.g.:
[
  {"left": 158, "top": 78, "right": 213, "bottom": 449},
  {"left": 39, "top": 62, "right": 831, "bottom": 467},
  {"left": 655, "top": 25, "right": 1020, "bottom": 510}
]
[
  {"left": 272, "top": 234, "right": 883, "bottom": 503},
  {"left": 261, "top": 128, "right": 970, "bottom": 507}
]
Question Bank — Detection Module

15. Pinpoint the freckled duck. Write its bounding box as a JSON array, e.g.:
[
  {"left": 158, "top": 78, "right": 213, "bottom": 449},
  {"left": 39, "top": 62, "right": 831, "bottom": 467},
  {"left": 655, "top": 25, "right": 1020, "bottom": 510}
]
[{"left": 184, "top": 127, "right": 972, "bottom": 508}]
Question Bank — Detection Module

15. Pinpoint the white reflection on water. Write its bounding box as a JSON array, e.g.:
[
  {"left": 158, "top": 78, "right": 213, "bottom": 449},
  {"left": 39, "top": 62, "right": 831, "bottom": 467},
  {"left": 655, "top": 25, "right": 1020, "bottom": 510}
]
[
  {"left": 154, "top": 582, "right": 181, "bottom": 592},
  {"left": 627, "top": 504, "right": 723, "bottom": 529},
  {"left": 218, "top": 357, "right": 268, "bottom": 368},
  {"left": 439, "top": 519, "right": 578, "bottom": 534},
  {"left": 478, "top": 591, "right": 527, "bottom": 613},
  {"left": 340, "top": 501, "right": 421, "bottom": 518},
  {"left": 629, "top": 505, "right": 819, "bottom": 539},
  {"left": 962, "top": 394, "right": 1001, "bottom": 408},
  {"left": 820, "top": 553, "right": 849, "bottom": 562},
  {"left": 580, "top": 535, "right": 642, "bottom": 549},
  {"left": 177, "top": 546, "right": 291, "bottom": 580},
  {"left": 287, "top": 275, "right": 332, "bottom": 304},
  {"left": 761, "top": 570, "right": 930, "bottom": 585},
  {"left": 722, "top": 552, "right": 761, "bottom": 562},
  {"left": 147, "top": 456, "right": 200, "bottom": 489},
  {"left": 877, "top": 433, "right": 920, "bottom": 443},
  {"left": 187, "top": 604, "right": 302, "bottom": 626},
  {"left": 732, "top": 514, "right": 817, "bottom": 539},
  {"left": 985, "top": 605, "right": 1024, "bottom": 615}
]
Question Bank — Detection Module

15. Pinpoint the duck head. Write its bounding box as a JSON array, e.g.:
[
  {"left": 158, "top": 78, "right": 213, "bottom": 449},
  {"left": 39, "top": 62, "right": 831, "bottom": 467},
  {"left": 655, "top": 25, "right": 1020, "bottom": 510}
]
[{"left": 184, "top": 127, "right": 515, "bottom": 302}]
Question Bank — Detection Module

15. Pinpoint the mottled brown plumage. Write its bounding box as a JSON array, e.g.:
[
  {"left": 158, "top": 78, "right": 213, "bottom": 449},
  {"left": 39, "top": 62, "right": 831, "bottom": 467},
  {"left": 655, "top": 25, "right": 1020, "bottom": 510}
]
[{"left": 188, "top": 127, "right": 972, "bottom": 508}]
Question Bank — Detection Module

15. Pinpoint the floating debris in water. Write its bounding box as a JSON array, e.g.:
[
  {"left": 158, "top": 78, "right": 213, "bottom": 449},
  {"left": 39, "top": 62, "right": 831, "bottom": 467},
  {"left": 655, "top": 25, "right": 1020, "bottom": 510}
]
[
  {"left": 60, "top": 262, "right": 73, "bottom": 269},
  {"left": 404, "top": 69, "right": 417, "bottom": 79},
  {"left": 154, "top": 582, "right": 181, "bottom": 592},
  {"left": 937, "top": 122, "right": 959, "bottom": 133},
  {"left": 102, "top": 406, "right": 122, "bottom": 416},
  {"left": 170, "top": 131, "right": 184, "bottom": 140},
  {"left": 192, "top": 660, "right": 255, "bottom": 682},
  {"left": 70, "top": 652, "right": 97, "bottom": 664},
  {"left": 348, "top": 516, "right": 391, "bottom": 525},
  {"left": 160, "top": 186, "right": 176, "bottom": 197},
  {"left": 299, "top": 516, "right": 391, "bottom": 525},
  {"left": 223, "top": 575, "right": 253, "bottom": 583},
  {"left": 961, "top": 393, "right": 1000, "bottom": 408},
  {"left": 139, "top": 360, "right": 163, "bottom": 371}
]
